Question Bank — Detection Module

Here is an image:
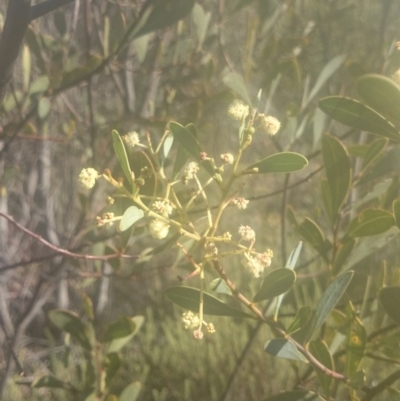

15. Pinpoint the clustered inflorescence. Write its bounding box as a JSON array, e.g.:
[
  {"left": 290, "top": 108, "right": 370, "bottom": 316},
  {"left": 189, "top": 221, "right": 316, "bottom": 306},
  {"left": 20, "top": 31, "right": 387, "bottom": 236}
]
[{"left": 78, "top": 99, "right": 280, "bottom": 340}]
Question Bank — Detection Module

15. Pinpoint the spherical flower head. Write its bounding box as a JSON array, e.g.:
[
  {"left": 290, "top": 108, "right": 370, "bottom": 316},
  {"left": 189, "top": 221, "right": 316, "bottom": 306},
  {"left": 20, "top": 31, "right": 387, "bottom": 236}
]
[
  {"left": 78, "top": 168, "right": 100, "bottom": 189},
  {"left": 182, "top": 311, "right": 200, "bottom": 329},
  {"left": 96, "top": 212, "right": 115, "bottom": 227},
  {"left": 232, "top": 197, "right": 249, "bottom": 210},
  {"left": 206, "top": 323, "right": 215, "bottom": 334},
  {"left": 241, "top": 253, "right": 264, "bottom": 278},
  {"left": 222, "top": 232, "right": 232, "bottom": 241},
  {"left": 149, "top": 219, "right": 169, "bottom": 239},
  {"left": 238, "top": 225, "right": 256, "bottom": 242},
  {"left": 184, "top": 162, "right": 200, "bottom": 180},
  {"left": 193, "top": 329, "right": 204, "bottom": 340},
  {"left": 152, "top": 200, "right": 174, "bottom": 217},
  {"left": 122, "top": 131, "right": 140, "bottom": 147},
  {"left": 228, "top": 100, "right": 249, "bottom": 120},
  {"left": 220, "top": 153, "right": 234, "bottom": 165},
  {"left": 107, "top": 196, "right": 115, "bottom": 205},
  {"left": 258, "top": 249, "right": 273, "bottom": 268},
  {"left": 258, "top": 114, "right": 281, "bottom": 136}
]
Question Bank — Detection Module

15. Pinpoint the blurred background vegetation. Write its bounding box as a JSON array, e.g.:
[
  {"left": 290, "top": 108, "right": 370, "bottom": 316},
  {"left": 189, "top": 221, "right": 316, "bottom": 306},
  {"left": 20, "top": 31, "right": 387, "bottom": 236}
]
[{"left": 1, "top": 0, "right": 400, "bottom": 400}]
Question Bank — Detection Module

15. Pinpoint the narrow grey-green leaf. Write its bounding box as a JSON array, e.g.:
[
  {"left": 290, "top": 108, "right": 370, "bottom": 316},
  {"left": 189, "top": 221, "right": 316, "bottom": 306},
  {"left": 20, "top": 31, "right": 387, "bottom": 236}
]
[
  {"left": 29, "top": 75, "right": 50, "bottom": 95},
  {"left": 168, "top": 122, "right": 222, "bottom": 183},
  {"left": 357, "top": 74, "right": 400, "bottom": 127},
  {"left": 286, "top": 241, "right": 303, "bottom": 270},
  {"left": 119, "top": 381, "right": 142, "bottom": 401},
  {"left": 306, "top": 54, "right": 346, "bottom": 106},
  {"left": 209, "top": 278, "right": 232, "bottom": 296},
  {"left": 347, "top": 209, "right": 395, "bottom": 238},
  {"left": 103, "top": 317, "right": 138, "bottom": 342},
  {"left": 264, "top": 339, "right": 307, "bottom": 362},
  {"left": 309, "top": 340, "right": 334, "bottom": 394},
  {"left": 362, "top": 138, "right": 387, "bottom": 171},
  {"left": 162, "top": 133, "right": 174, "bottom": 159},
  {"left": 48, "top": 309, "right": 92, "bottom": 350},
  {"left": 223, "top": 72, "right": 252, "bottom": 107},
  {"left": 310, "top": 271, "right": 354, "bottom": 337},
  {"left": 318, "top": 96, "right": 400, "bottom": 141},
  {"left": 253, "top": 268, "right": 296, "bottom": 303},
  {"left": 112, "top": 130, "right": 133, "bottom": 187},
  {"left": 298, "top": 218, "right": 328, "bottom": 260},
  {"left": 245, "top": 152, "right": 308, "bottom": 174},
  {"left": 119, "top": 206, "right": 144, "bottom": 231},
  {"left": 322, "top": 134, "right": 351, "bottom": 221},
  {"left": 166, "top": 286, "right": 252, "bottom": 318},
  {"left": 33, "top": 376, "right": 70, "bottom": 389},
  {"left": 380, "top": 287, "right": 400, "bottom": 325},
  {"left": 108, "top": 316, "right": 144, "bottom": 354}
]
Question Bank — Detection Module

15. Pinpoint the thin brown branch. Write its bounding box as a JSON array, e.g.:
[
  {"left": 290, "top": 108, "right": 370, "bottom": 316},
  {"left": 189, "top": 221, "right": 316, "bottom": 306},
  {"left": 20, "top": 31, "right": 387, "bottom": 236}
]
[
  {"left": 0, "top": 212, "right": 138, "bottom": 261},
  {"left": 212, "top": 259, "right": 349, "bottom": 383}
]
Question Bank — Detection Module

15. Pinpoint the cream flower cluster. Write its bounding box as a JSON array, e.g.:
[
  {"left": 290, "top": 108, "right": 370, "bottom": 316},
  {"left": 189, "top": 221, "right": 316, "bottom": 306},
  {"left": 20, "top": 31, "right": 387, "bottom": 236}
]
[
  {"left": 220, "top": 153, "right": 234, "bottom": 165},
  {"left": 228, "top": 100, "right": 249, "bottom": 120},
  {"left": 122, "top": 131, "right": 140, "bottom": 147},
  {"left": 183, "top": 162, "right": 200, "bottom": 181},
  {"left": 242, "top": 249, "right": 273, "bottom": 278},
  {"left": 257, "top": 114, "right": 281, "bottom": 136},
  {"left": 232, "top": 197, "right": 249, "bottom": 210},
  {"left": 78, "top": 168, "right": 100, "bottom": 189},
  {"left": 152, "top": 200, "right": 174, "bottom": 217},
  {"left": 238, "top": 225, "right": 256, "bottom": 242},
  {"left": 149, "top": 219, "right": 169, "bottom": 239},
  {"left": 182, "top": 311, "right": 215, "bottom": 340}
]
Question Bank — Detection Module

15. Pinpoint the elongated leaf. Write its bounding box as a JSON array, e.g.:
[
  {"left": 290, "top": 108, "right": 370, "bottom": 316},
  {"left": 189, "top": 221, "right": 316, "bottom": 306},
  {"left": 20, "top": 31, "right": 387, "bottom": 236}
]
[
  {"left": 347, "top": 209, "right": 395, "bottom": 238},
  {"left": 209, "top": 278, "right": 232, "bottom": 295},
  {"left": 380, "top": 287, "right": 400, "bottom": 325},
  {"left": 310, "top": 340, "right": 334, "bottom": 394},
  {"left": 29, "top": 75, "right": 50, "bottom": 95},
  {"left": 393, "top": 198, "right": 400, "bottom": 229},
  {"left": 346, "top": 305, "right": 366, "bottom": 377},
  {"left": 306, "top": 54, "right": 346, "bottom": 106},
  {"left": 264, "top": 339, "right": 307, "bottom": 362},
  {"left": 132, "top": 0, "right": 195, "bottom": 39},
  {"left": 362, "top": 138, "right": 387, "bottom": 170},
  {"left": 287, "top": 306, "right": 312, "bottom": 334},
  {"left": 172, "top": 124, "right": 196, "bottom": 179},
  {"left": 223, "top": 73, "right": 252, "bottom": 107},
  {"left": 332, "top": 239, "right": 355, "bottom": 274},
  {"left": 322, "top": 135, "right": 351, "bottom": 222},
  {"left": 162, "top": 133, "right": 174, "bottom": 159},
  {"left": 119, "top": 206, "right": 144, "bottom": 231},
  {"left": 357, "top": 74, "right": 400, "bottom": 127},
  {"left": 245, "top": 152, "right": 308, "bottom": 174},
  {"left": 103, "top": 317, "right": 138, "bottom": 342},
  {"left": 48, "top": 309, "right": 92, "bottom": 350},
  {"left": 112, "top": 130, "right": 133, "bottom": 187},
  {"left": 298, "top": 218, "right": 328, "bottom": 259},
  {"left": 310, "top": 271, "right": 354, "bottom": 337},
  {"left": 33, "top": 376, "right": 71, "bottom": 389},
  {"left": 286, "top": 241, "right": 303, "bottom": 269},
  {"left": 262, "top": 391, "right": 324, "bottom": 401},
  {"left": 108, "top": 316, "right": 144, "bottom": 353},
  {"left": 165, "top": 286, "right": 252, "bottom": 318},
  {"left": 119, "top": 381, "right": 142, "bottom": 401},
  {"left": 105, "top": 353, "right": 121, "bottom": 388},
  {"left": 22, "top": 45, "right": 31, "bottom": 92},
  {"left": 275, "top": 242, "right": 303, "bottom": 319},
  {"left": 168, "top": 122, "right": 222, "bottom": 183},
  {"left": 253, "top": 268, "right": 296, "bottom": 303},
  {"left": 318, "top": 96, "right": 400, "bottom": 141}
]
